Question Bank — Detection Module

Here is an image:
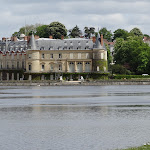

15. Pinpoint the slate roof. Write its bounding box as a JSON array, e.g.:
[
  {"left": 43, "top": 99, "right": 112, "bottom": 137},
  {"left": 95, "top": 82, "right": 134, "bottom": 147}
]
[{"left": 0, "top": 34, "right": 106, "bottom": 53}]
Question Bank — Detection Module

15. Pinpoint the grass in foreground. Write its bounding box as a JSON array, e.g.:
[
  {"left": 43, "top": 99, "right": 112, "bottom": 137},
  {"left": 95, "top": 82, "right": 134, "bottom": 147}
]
[{"left": 120, "top": 145, "right": 150, "bottom": 150}]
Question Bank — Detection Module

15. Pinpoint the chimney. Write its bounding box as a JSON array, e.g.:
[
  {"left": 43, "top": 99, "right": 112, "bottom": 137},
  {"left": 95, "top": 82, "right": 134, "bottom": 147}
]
[
  {"left": 13, "top": 37, "right": 17, "bottom": 42},
  {"left": 49, "top": 35, "right": 53, "bottom": 39},
  {"left": 61, "top": 35, "right": 64, "bottom": 40},
  {"left": 2, "top": 37, "right": 6, "bottom": 42},
  {"left": 24, "top": 36, "right": 28, "bottom": 41},
  {"left": 100, "top": 34, "right": 103, "bottom": 46},
  {"left": 11, "top": 37, "right": 14, "bottom": 41},
  {"left": 27, "top": 36, "right": 31, "bottom": 43},
  {"left": 34, "top": 35, "right": 39, "bottom": 39},
  {"left": 92, "top": 36, "right": 96, "bottom": 43}
]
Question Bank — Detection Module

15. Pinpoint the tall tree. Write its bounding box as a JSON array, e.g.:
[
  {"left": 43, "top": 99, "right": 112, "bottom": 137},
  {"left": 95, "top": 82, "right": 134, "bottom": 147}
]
[
  {"left": 47, "top": 21, "right": 67, "bottom": 39},
  {"left": 69, "top": 25, "right": 82, "bottom": 38},
  {"left": 99, "top": 27, "right": 112, "bottom": 41},
  {"left": 114, "top": 36, "right": 150, "bottom": 74},
  {"left": 12, "top": 24, "right": 41, "bottom": 37},
  {"left": 113, "top": 29, "right": 129, "bottom": 40},
  {"left": 35, "top": 25, "right": 49, "bottom": 38},
  {"left": 84, "top": 27, "right": 95, "bottom": 38},
  {"left": 129, "top": 27, "right": 143, "bottom": 37}
]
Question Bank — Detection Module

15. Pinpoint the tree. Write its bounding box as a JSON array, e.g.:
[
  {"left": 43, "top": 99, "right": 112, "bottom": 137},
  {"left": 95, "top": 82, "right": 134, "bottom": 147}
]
[
  {"left": 12, "top": 24, "right": 41, "bottom": 38},
  {"left": 47, "top": 21, "right": 67, "bottom": 39},
  {"left": 114, "top": 36, "right": 150, "bottom": 74},
  {"left": 129, "top": 27, "right": 143, "bottom": 37},
  {"left": 35, "top": 25, "right": 49, "bottom": 38},
  {"left": 113, "top": 29, "right": 129, "bottom": 40},
  {"left": 84, "top": 27, "right": 95, "bottom": 38},
  {"left": 69, "top": 25, "right": 82, "bottom": 38},
  {"left": 99, "top": 27, "right": 112, "bottom": 41},
  {"left": 105, "top": 43, "right": 112, "bottom": 66}
]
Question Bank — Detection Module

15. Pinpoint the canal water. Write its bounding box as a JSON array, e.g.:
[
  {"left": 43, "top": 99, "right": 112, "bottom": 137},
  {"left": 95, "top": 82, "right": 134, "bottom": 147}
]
[{"left": 0, "top": 85, "right": 150, "bottom": 150}]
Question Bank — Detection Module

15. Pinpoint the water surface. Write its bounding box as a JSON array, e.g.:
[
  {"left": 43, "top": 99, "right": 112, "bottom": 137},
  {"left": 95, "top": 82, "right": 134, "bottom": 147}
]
[{"left": 0, "top": 85, "right": 150, "bottom": 150}]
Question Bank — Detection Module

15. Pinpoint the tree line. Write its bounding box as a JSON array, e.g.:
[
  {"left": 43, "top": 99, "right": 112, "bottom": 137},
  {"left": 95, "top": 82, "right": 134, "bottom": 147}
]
[{"left": 12, "top": 21, "right": 150, "bottom": 75}]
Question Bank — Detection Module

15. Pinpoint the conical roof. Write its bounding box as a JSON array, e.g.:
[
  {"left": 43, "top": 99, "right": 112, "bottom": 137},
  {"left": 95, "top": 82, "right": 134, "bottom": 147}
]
[
  {"left": 28, "top": 34, "right": 37, "bottom": 50},
  {"left": 95, "top": 33, "right": 101, "bottom": 49}
]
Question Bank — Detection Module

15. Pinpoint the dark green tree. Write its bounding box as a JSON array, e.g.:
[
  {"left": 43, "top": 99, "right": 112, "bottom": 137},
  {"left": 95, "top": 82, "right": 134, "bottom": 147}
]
[
  {"left": 113, "top": 29, "right": 129, "bottom": 40},
  {"left": 114, "top": 36, "right": 150, "bottom": 74},
  {"left": 69, "top": 25, "right": 82, "bottom": 38},
  {"left": 84, "top": 27, "right": 95, "bottom": 38},
  {"left": 35, "top": 25, "right": 49, "bottom": 38},
  {"left": 129, "top": 27, "right": 143, "bottom": 37},
  {"left": 47, "top": 21, "right": 67, "bottom": 39},
  {"left": 99, "top": 27, "right": 112, "bottom": 41}
]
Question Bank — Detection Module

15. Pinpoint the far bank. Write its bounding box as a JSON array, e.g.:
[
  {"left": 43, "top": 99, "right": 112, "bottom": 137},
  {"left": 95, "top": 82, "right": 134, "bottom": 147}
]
[{"left": 1, "top": 79, "right": 150, "bottom": 86}]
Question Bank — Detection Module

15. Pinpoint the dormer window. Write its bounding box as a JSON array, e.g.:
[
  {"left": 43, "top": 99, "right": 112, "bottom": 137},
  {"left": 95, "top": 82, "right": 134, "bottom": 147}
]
[
  {"left": 85, "top": 46, "right": 89, "bottom": 50},
  {"left": 40, "top": 47, "right": 44, "bottom": 50},
  {"left": 64, "top": 41, "right": 67, "bottom": 46},
  {"left": 58, "top": 46, "right": 62, "bottom": 50},
  {"left": 42, "top": 53, "right": 44, "bottom": 59},
  {"left": 70, "top": 41, "right": 73, "bottom": 46},
  {"left": 77, "top": 46, "right": 81, "bottom": 50},
  {"left": 49, "top": 47, "right": 53, "bottom": 50},
  {"left": 69, "top": 46, "right": 73, "bottom": 50}
]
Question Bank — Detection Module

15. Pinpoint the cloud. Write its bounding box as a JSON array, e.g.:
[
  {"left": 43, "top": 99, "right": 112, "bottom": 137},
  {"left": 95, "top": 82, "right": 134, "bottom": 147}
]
[{"left": 0, "top": 0, "right": 150, "bottom": 38}]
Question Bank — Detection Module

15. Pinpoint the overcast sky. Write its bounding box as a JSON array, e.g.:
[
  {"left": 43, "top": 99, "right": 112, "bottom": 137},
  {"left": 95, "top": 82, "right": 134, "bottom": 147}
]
[{"left": 0, "top": 0, "right": 150, "bottom": 38}]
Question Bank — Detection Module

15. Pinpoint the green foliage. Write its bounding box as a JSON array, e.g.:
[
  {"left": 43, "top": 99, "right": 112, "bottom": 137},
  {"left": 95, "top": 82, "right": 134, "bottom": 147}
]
[
  {"left": 105, "top": 43, "right": 112, "bottom": 65},
  {"left": 12, "top": 24, "right": 41, "bottom": 37},
  {"left": 113, "top": 74, "right": 150, "bottom": 79},
  {"left": 129, "top": 27, "right": 143, "bottom": 37},
  {"left": 84, "top": 27, "right": 95, "bottom": 38},
  {"left": 111, "top": 64, "right": 131, "bottom": 75},
  {"left": 94, "top": 60, "right": 108, "bottom": 72},
  {"left": 113, "top": 29, "right": 129, "bottom": 40},
  {"left": 144, "top": 34, "right": 150, "bottom": 37},
  {"left": 119, "top": 144, "right": 150, "bottom": 150},
  {"left": 69, "top": 25, "right": 82, "bottom": 38},
  {"left": 47, "top": 21, "right": 67, "bottom": 39},
  {"left": 114, "top": 36, "right": 150, "bottom": 74},
  {"left": 35, "top": 25, "right": 49, "bottom": 38},
  {"left": 99, "top": 27, "right": 112, "bottom": 41}
]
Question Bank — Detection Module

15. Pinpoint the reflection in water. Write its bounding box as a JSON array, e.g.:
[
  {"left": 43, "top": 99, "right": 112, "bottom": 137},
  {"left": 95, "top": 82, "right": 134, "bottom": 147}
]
[{"left": 0, "top": 85, "right": 150, "bottom": 150}]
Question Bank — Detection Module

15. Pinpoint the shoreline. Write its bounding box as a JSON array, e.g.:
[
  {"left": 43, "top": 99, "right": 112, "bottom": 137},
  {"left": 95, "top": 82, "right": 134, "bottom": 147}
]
[{"left": 1, "top": 79, "right": 150, "bottom": 86}]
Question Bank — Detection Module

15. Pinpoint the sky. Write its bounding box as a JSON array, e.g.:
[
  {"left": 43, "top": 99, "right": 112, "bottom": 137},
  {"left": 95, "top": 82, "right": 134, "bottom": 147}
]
[{"left": 0, "top": 0, "right": 150, "bottom": 39}]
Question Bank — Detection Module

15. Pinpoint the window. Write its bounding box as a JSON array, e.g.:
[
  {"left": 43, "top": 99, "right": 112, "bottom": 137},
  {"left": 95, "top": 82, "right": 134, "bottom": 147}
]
[
  {"left": 50, "top": 54, "right": 53, "bottom": 59},
  {"left": 22, "top": 61, "right": 24, "bottom": 69},
  {"left": 40, "top": 47, "right": 44, "bottom": 50},
  {"left": 17, "top": 53, "right": 19, "bottom": 59},
  {"left": 42, "top": 53, "right": 44, "bottom": 59},
  {"left": 78, "top": 53, "right": 81, "bottom": 59},
  {"left": 86, "top": 53, "right": 89, "bottom": 59},
  {"left": 59, "top": 64, "right": 62, "bottom": 71},
  {"left": 29, "top": 65, "right": 31, "bottom": 71},
  {"left": 28, "top": 54, "right": 32, "bottom": 59},
  {"left": 12, "top": 63, "right": 14, "bottom": 69},
  {"left": 70, "top": 53, "right": 73, "bottom": 59},
  {"left": 101, "top": 53, "right": 104, "bottom": 59},
  {"left": 50, "top": 64, "right": 53, "bottom": 71},
  {"left": 7, "top": 62, "right": 9, "bottom": 69},
  {"left": 49, "top": 47, "right": 53, "bottom": 50},
  {"left": 41, "top": 64, "right": 45, "bottom": 71},
  {"left": 17, "top": 62, "right": 19, "bottom": 69},
  {"left": 59, "top": 54, "right": 62, "bottom": 59},
  {"left": 11, "top": 54, "right": 14, "bottom": 59}
]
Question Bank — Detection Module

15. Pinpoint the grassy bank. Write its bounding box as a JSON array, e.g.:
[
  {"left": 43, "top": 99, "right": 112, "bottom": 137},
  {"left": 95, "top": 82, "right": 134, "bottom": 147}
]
[{"left": 120, "top": 145, "right": 150, "bottom": 150}]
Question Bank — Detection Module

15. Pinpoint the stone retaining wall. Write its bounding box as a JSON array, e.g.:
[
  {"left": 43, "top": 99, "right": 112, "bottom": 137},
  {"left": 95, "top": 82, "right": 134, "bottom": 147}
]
[{"left": 0, "top": 80, "right": 150, "bottom": 86}]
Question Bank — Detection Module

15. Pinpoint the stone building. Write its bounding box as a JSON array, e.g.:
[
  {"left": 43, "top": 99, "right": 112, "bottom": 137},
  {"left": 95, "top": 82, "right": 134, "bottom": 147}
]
[{"left": 0, "top": 33, "right": 107, "bottom": 80}]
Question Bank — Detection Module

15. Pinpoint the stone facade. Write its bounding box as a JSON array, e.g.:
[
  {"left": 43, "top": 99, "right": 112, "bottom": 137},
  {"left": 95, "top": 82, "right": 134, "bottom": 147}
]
[{"left": 0, "top": 33, "right": 107, "bottom": 80}]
